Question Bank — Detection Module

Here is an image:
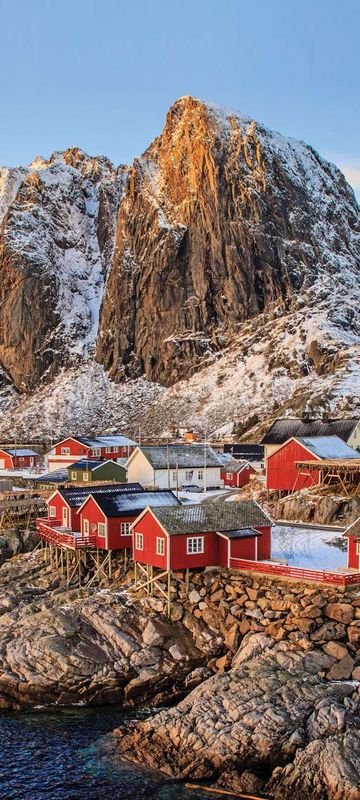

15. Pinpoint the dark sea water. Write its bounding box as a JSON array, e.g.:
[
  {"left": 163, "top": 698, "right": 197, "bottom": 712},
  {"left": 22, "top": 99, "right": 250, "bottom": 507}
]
[{"left": 0, "top": 706, "right": 217, "bottom": 800}]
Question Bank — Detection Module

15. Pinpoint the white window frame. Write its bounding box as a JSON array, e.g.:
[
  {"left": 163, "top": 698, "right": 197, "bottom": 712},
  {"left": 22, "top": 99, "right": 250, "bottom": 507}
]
[
  {"left": 121, "top": 522, "right": 131, "bottom": 536},
  {"left": 61, "top": 447, "right": 70, "bottom": 454},
  {"left": 185, "top": 470, "right": 193, "bottom": 481},
  {"left": 156, "top": 537, "right": 165, "bottom": 555},
  {"left": 92, "top": 448, "right": 101, "bottom": 457},
  {"left": 198, "top": 469, "right": 203, "bottom": 480},
  {"left": 187, "top": 536, "right": 204, "bottom": 554},
  {"left": 172, "top": 470, "right": 177, "bottom": 482},
  {"left": 83, "top": 519, "right": 89, "bottom": 535},
  {"left": 135, "top": 532, "right": 144, "bottom": 550},
  {"left": 49, "top": 505, "right": 56, "bottom": 518},
  {"left": 82, "top": 472, "right": 89, "bottom": 481},
  {"left": 98, "top": 522, "right": 106, "bottom": 537},
  {"left": 105, "top": 446, "right": 111, "bottom": 453},
  {"left": 226, "top": 472, "right": 233, "bottom": 480},
  {"left": 71, "top": 471, "right": 77, "bottom": 480},
  {"left": 356, "top": 543, "right": 360, "bottom": 556},
  {"left": 112, "top": 446, "right": 118, "bottom": 453}
]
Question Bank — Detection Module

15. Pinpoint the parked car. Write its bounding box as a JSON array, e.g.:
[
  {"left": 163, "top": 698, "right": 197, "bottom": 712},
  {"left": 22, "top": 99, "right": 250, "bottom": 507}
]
[{"left": 180, "top": 484, "right": 203, "bottom": 493}]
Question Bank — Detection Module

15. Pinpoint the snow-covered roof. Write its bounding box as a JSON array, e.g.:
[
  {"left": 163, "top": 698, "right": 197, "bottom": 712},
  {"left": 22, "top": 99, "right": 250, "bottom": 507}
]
[
  {"left": 138, "top": 444, "right": 222, "bottom": 470},
  {"left": 150, "top": 500, "right": 272, "bottom": 536},
  {"left": 3, "top": 448, "right": 39, "bottom": 456},
  {"left": 221, "top": 459, "right": 251, "bottom": 474},
  {"left": 29, "top": 469, "right": 68, "bottom": 483},
  {"left": 296, "top": 436, "right": 360, "bottom": 460},
  {"left": 68, "top": 459, "right": 125, "bottom": 471},
  {"left": 262, "top": 418, "right": 359, "bottom": 445}
]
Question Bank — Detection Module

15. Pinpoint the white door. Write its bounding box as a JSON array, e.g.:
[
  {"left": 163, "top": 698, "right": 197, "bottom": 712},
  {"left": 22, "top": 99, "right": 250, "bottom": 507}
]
[
  {"left": 0, "top": 459, "right": 5, "bottom": 469},
  {"left": 62, "top": 507, "right": 68, "bottom": 527}
]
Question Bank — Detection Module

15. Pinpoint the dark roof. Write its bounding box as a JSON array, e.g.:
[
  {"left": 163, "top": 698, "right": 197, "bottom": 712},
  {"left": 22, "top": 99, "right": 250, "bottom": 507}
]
[
  {"left": 150, "top": 501, "right": 271, "bottom": 536},
  {"left": 92, "top": 490, "right": 180, "bottom": 518},
  {"left": 261, "top": 418, "right": 359, "bottom": 445},
  {"left": 295, "top": 436, "right": 360, "bottom": 460},
  {"left": 62, "top": 434, "right": 136, "bottom": 447},
  {"left": 219, "top": 528, "right": 261, "bottom": 539},
  {"left": 30, "top": 469, "right": 68, "bottom": 483},
  {"left": 138, "top": 444, "right": 221, "bottom": 469},
  {"left": 68, "top": 459, "right": 125, "bottom": 471},
  {"left": 223, "top": 444, "right": 264, "bottom": 461},
  {"left": 57, "top": 483, "right": 143, "bottom": 507}
]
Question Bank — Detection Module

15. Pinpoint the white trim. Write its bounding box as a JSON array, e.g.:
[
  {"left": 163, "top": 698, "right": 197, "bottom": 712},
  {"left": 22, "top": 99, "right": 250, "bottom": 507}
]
[
  {"left": 135, "top": 532, "right": 144, "bottom": 550},
  {"left": 266, "top": 436, "right": 322, "bottom": 463},
  {"left": 186, "top": 536, "right": 204, "bottom": 554},
  {"left": 83, "top": 519, "right": 89, "bottom": 536},
  {"left": 98, "top": 522, "right": 106, "bottom": 537},
  {"left": 47, "top": 489, "right": 71, "bottom": 512},
  {"left": 49, "top": 505, "right": 56, "bottom": 518},
  {"left": 121, "top": 522, "right": 131, "bottom": 536},
  {"left": 156, "top": 536, "right": 165, "bottom": 555},
  {"left": 216, "top": 531, "right": 231, "bottom": 568}
]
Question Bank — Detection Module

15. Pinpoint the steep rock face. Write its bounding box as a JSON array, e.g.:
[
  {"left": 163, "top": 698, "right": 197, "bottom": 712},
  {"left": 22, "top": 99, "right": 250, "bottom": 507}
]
[
  {"left": 96, "top": 96, "right": 360, "bottom": 386},
  {"left": 0, "top": 149, "right": 127, "bottom": 391}
]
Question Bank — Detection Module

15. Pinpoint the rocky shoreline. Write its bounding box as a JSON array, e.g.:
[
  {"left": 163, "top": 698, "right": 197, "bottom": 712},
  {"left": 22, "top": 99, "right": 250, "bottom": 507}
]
[{"left": 1, "top": 551, "right": 360, "bottom": 797}]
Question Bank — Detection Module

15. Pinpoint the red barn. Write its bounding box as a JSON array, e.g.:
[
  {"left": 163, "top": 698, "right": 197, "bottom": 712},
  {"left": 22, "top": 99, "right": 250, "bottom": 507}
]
[
  {"left": 221, "top": 459, "right": 256, "bottom": 488},
  {"left": 344, "top": 517, "right": 360, "bottom": 570},
  {"left": 45, "top": 483, "right": 144, "bottom": 532},
  {"left": 0, "top": 448, "right": 40, "bottom": 470},
  {"left": 47, "top": 435, "right": 136, "bottom": 472},
  {"left": 132, "top": 500, "right": 272, "bottom": 571},
  {"left": 266, "top": 436, "right": 360, "bottom": 493},
  {"left": 77, "top": 490, "right": 180, "bottom": 550}
]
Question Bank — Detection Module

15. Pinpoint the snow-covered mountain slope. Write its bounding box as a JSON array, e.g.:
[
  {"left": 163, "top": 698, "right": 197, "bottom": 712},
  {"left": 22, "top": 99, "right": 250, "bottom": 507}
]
[
  {"left": 0, "top": 97, "right": 359, "bottom": 437},
  {"left": 0, "top": 149, "right": 127, "bottom": 390}
]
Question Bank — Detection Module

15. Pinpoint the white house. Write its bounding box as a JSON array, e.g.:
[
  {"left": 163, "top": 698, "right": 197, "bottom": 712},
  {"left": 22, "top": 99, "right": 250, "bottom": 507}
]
[{"left": 125, "top": 445, "right": 224, "bottom": 491}]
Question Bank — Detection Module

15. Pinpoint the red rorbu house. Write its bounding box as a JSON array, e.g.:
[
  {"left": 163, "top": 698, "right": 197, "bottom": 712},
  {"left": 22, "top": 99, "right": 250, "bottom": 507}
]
[
  {"left": 0, "top": 448, "right": 40, "bottom": 470},
  {"left": 266, "top": 435, "right": 360, "bottom": 494},
  {"left": 41, "top": 483, "right": 144, "bottom": 536},
  {"left": 77, "top": 489, "right": 181, "bottom": 551},
  {"left": 132, "top": 500, "right": 272, "bottom": 573},
  {"left": 47, "top": 435, "right": 137, "bottom": 472},
  {"left": 344, "top": 517, "right": 360, "bottom": 571},
  {"left": 220, "top": 459, "right": 256, "bottom": 489}
]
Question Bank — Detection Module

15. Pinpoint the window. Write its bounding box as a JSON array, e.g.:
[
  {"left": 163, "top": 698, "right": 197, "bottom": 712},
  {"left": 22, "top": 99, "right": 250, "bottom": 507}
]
[
  {"left": 83, "top": 519, "right": 89, "bottom": 535},
  {"left": 92, "top": 448, "right": 101, "bottom": 456},
  {"left": 121, "top": 522, "right": 131, "bottom": 536},
  {"left": 185, "top": 470, "right": 193, "bottom": 481},
  {"left": 187, "top": 536, "right": 204, "bottom": 554},
  {"left": 136, "top": 532, "right": 144, "bottom": 550},
  {"left": 49, "top": 505, "right": 56, "bottom": 518},
  {"left": 82, "top": 472, "right": 89, "bottom": 481},
  {"left": 198, "top": 469, "right": 203, "bottom": 480},
  {"left": 356, "top": 543, "right": 360, "bottom": 556},
  {"left": 106, "top": 447, "right": 111, "bottom": 453},
  {"left": 156, "top": 537, "right": 165, "bottom": 555},
  {"left": 112, "top": 447, "right": 118, "bottom": 453},
  {"left": 98, "top": 523, "right": 106, "bottom": 537},
  {"left": 71, "top": 471, "right": 77, "bottom": 480},
  {"left": 19, "top": 457, "right": 24, "bottom": 462},
  {"left": 226, "top": 472, "right": 232, "bottom": 480},
  {"left": 61, "top": 447, "right": 70, "bottom": 454},
  {"left": 172, "top": 471, "right": 177, "bottom": 482}
]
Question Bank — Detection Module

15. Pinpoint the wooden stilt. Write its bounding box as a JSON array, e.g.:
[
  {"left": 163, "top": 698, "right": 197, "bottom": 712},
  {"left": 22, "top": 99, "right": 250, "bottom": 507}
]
[
  {"left": 66, "top": 548, "right": 69, "bottom": 583},
  {"left": 78, "top": 552, "right": 82, "bottom": 587},
  {"left": 124, "top": 548, "right": 127, "bottom": 571},
  {"left": 150, "top": 565, "right": 154, "bottom": 595},
  {"left": 167, "top": 571, "right": 171, "bottom": 619},
  {"left": 108, "top": 551, "right": 112, "bottom": 580},
  {"left": 185, "top": 568, "right": 189, "bottom": 593}
]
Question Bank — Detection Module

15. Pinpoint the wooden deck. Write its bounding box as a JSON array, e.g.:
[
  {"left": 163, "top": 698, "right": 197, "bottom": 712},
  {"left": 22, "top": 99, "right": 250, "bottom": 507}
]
[{"left": 36, "top": 518, "right": 96, "bottom": 550}]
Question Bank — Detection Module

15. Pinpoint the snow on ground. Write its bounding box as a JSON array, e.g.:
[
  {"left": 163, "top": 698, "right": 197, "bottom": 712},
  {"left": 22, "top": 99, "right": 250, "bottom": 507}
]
[{"left": 271, "top": 524, "right": 347, "bottom": 571}]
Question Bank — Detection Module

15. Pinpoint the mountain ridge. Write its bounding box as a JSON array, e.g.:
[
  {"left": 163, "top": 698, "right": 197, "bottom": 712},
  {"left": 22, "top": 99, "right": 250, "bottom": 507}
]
[{"left": 0, "top": 96, "right": 359, "bottom": 437}]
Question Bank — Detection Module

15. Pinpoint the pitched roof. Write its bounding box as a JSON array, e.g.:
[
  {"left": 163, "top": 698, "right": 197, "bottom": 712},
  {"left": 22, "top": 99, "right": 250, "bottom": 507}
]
[
  {"left": 29, "top": 469, "right": 68, "bottom": 483},
  {"left": 295, "top": 436, "right": 360, "bottom": 460},
  {"left": 59, "top": 434, "right": 136, "bottom": 448},
  {"left": 221, "top": 459, "right": 251, "bottom": 474},
  {"left": 150, "top": 500, "right": 272, "bottom": 536},
  {"left": 344, "top": 517, "right": 360, "bottom": 537},
  {"left": 2, "top": 448, "right": 39, "bottom": 457},
  {"left": 261, "top": 418, "right": 359, "bottom": 445},
  {"left": 68, "top": 459, "right": 125, "bottom": 471},
  {"left": 93, "top": 489, "right": 180, "bottom": 518},
  {"left": 57, "top": 483, "right": 143, "bottom": 507},
  {"left": 219, "top": 528, "right": 261, "bottom": 539},
  {"left": 138, "top": 444, "right": 221, "bottom": 469}
]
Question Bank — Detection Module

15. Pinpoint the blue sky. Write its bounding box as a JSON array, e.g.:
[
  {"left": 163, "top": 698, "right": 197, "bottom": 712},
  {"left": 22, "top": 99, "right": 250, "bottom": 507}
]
[{"left": 0, "top": 0, "right": 359, "bottom": 198}]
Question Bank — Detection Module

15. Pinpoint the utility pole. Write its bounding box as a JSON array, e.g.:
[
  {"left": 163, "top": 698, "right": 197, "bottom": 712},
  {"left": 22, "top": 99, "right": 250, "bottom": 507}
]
[
  {"left": 176, "top": 457, "right": 179, "bottom": 498},
  {"left": 167, "top": 443, "right": 170, "bottom": 488},
  {"left": 203, "top": 423, "right": 207, "bottom": 495}
]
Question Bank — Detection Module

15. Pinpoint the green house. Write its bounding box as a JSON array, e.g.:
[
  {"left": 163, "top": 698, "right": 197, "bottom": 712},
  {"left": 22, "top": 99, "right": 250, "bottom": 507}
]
[{"left": 67, "top": 459, "right": 127, "bottom": 484}]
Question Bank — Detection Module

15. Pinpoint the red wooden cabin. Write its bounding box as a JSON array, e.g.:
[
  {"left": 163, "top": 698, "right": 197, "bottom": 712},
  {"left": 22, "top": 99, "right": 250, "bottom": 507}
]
[
  {"left": 266, "top": 436, "right": 360, "bottom": 493},
  {"left": 78, "top": 490, "right": 180, "bottom": 550},
  {"left": 344, "top": 518, "right": 360, "bottom": 570},
  {"left": 0, "top": 448, "right": 40, "bottom": 470},
  {"left": 132, "top": 501, "right": 272, "bottom": 571},
  {"left": 221, "top": 460, "right": 256, "bottom": 488},
  {"left": 45, "top": 483, "right": 144, "bottom": 532},
  {"left": 47, "top": 435, "right": 136, "bottom": 472}
]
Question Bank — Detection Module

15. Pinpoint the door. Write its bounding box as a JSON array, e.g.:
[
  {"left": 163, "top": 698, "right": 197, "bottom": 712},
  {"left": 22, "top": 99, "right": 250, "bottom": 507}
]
[
  {"left": 0, "top": 459, "right": 5, "bottom": 469},
  {"left": 62, "top": 506, "right": 68, "bottom": 527}
]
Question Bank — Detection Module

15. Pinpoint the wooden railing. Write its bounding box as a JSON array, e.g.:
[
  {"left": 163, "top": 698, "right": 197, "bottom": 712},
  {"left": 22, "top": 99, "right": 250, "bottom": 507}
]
[
  {"left": 229, "top": 557, "right": 360, "bottom": 585},
  {"left": 36, "top": 518, "right": 96, "bottom": 550}
]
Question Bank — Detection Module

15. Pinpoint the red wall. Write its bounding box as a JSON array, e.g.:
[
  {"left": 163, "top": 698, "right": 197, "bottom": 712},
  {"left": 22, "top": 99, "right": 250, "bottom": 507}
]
[
  {"left": 221, "top": 465, "right": 256, "bottom": 488},
  {"left": 13, "top": 454, "right": 38, "bottom": 468},
  {"left": 78, "top": 496, "right": 137, "bottom": 550},
  {"left": 46, "top": 492, "right": 80, "bottom": 530},
  {"left": 54, "top": 438, "right": 91, "bottom": 457},
  {"left": 53, "top": 439, "right": 135, "bottom": 460},
  {"left": 230, "top": 536, "right": 257, "bottom": 560},
  {"left": 132, "top": 510, "right": 168, "bottom": 570},
  {"left": 0, "top": 450, "right": 13, "bottom": 468},
  {"left": 348, "top": 536, "right": 360, "bottom": 570},
  {"left": 107, "top": 513, "right": 137, "bottom": 550},
  {"left": 256, "top": 526, "right": 271, "bottom": 560},
  {"left": 266, "top": 440, "right": 320, "bottom": 491},
  {"left": 170, "top": 530, "right": 219, "bottom": 570},
  {"left": 217, "top": 535, "right": 229, "bottom": 567}
]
